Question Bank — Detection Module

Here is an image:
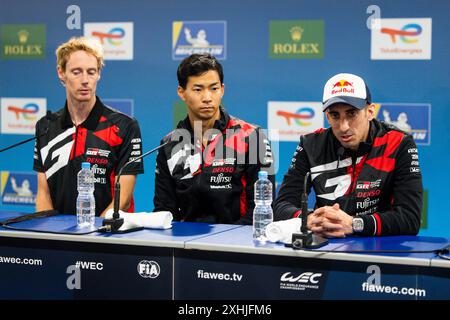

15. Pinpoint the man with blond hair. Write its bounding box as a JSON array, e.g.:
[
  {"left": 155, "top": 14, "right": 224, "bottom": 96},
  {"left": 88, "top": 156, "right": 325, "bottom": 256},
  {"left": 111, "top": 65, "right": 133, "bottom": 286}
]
[{"left": 33, "top": 37, "right": 144, "bottom": 216}]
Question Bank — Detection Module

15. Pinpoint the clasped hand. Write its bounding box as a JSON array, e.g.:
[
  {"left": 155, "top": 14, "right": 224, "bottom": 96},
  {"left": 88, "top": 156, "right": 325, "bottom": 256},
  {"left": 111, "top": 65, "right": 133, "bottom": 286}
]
[{"left": 307, "top": 203, "right": 353, "bottom": 238}]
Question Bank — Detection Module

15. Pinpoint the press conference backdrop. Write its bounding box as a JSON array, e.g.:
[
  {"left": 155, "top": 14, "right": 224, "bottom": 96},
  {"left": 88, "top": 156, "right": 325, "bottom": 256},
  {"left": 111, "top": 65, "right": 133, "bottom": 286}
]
[{"left": 0, "top": 0, "right": 449, "bottom": 237}]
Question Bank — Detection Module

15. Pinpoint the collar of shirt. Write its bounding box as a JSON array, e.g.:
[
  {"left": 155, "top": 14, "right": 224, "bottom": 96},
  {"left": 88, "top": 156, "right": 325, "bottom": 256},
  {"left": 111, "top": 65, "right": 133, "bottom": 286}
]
[
  {"left": 61, "top": 96, "right": 105, "bottom": 130},
  {"left": 332, "top": 120, "right": 376, "bottom": 158},
  {"left": 177, "top": 106, "right": 230, "bottom": 133}
]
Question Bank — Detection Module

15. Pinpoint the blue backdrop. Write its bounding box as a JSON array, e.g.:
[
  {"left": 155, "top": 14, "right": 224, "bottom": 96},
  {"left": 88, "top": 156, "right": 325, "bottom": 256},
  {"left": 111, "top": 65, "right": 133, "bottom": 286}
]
[{"left": 1, "top": 0, "right": 449, "bottom": 237}]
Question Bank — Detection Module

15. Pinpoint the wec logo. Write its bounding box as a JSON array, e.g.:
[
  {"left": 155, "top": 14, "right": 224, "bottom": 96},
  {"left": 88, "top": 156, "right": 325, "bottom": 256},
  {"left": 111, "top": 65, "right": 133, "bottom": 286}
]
[{"left": 280, "top": 272, "right": 322, "bottom": 284}]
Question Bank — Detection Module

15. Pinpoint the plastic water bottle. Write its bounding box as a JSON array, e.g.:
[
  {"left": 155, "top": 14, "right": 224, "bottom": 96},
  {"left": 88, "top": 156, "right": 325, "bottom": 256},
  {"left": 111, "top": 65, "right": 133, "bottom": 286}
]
[
  {"left": 76, "top": 162, "right": 95, "bottom": 228},
  {"left": 253, "top": 171, "right": 273, "bottom": 243}
]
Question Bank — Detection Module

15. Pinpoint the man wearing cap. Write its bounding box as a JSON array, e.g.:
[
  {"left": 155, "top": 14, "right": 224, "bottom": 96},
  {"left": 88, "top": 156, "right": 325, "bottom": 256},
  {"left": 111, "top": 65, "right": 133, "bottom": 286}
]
[{"left": 274, "top": 73, "right": 423, "bottom": 237}]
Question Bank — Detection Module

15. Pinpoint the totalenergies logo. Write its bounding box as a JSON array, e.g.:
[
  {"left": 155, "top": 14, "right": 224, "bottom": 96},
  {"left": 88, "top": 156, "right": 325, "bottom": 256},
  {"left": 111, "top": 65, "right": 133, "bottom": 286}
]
[
  {"left": 91, "top": 27, "right": 125, "bottom": 45},
  {"left": 7, "top": 103, "right": 39, "bottom": 120},
  {"left": 331, "top": 80, "right": 354, "bottom": 95},
  {"left": 381, "top": 24, "right": 422, "bottom": 44},
  {"left": 277, "top": 107, "right": 315, "bottom": 126}
]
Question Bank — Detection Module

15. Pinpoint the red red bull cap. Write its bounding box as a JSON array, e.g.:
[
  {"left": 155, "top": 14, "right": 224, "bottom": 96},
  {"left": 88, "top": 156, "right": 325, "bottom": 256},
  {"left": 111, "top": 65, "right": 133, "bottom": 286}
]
[{"left": 322, "top": 73, "right": 372, "bottom": 111}]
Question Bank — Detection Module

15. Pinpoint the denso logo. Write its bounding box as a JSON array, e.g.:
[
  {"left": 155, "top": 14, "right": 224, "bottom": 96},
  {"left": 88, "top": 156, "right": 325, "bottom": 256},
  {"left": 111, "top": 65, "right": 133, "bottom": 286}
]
[
  {"left": 356, "top": 190, "right": 381, "bottom": 198},
  {"left": 212, "top": 167, "right": 235, "bottom": 174},
  {"left": 86, "top": 157, "right": 109, "bottom": 165}
]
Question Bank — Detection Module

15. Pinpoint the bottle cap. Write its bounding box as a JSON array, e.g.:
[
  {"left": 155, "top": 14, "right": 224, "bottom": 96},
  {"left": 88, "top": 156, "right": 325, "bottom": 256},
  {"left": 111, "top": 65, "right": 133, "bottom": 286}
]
[
  {"left": 81, "top": 162, "right": 91, "bottom": 169},
  {"left": 258, "top": 171, "right": 268, "bottom": 179}
]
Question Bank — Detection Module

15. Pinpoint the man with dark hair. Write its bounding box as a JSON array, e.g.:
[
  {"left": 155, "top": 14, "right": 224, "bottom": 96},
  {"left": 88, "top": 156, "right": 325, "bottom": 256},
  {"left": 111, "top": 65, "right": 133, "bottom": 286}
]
[
  {"left": 153, "top": 54, "right": 274, "bottom": 224},
  {"left": 274, "top": 73, "right": 423, "bottom": 237}
]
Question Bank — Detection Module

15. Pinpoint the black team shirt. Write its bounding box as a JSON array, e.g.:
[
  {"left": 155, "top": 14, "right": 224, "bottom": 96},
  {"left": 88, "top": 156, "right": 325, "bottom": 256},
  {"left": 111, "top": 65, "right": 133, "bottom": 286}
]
[{"left": 33, "top": 97, "right": 144, "bottom": 215}]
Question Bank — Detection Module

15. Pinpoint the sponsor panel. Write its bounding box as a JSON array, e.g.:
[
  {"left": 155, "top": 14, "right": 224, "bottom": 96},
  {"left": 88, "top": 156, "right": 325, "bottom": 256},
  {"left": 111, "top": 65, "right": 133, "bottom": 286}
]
[
  {"left": 375, "top": 103, "right": 431, "bottom": 145},
  {"left": 269, "top": 20, "right": 324, "bottom": 59},
  {"left": 323, "top": 262, "right": 420, "bottom": 299},
  {"left": 84, "top": 22, "right": 133, "bottom": 60},
  {"left": 268, "top": 101, "right": 324, "bottom": 141},
  {"left": 371, "top": 18, "right": 432, "bottom": 60},
  {"left": 1, "top": 172, "right": 37, "bottom": 206},
  {"left": 172, "top": 21, "right": 226, "bottom": 60},
  {"left": 1, "top": 98, "right": 46, "bottom": 134},
  {"left": 1, "top": 24, "right": 45, "bottom": 59},
  {"left": 175, "top": 250, "right": 329, "bottom": 299}
]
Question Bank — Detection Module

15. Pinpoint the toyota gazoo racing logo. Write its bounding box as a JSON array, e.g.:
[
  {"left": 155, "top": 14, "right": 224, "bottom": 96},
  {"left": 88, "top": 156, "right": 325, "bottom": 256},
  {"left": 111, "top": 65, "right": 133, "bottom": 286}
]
[
  {"left": 356, "top": 179, "right": 381, "bottom": 190},
  {"left": 280, "top": 272, "right": 323, "bottom": 291},
  {"left": 137, "top": 260, "right": 160, "bottom": 279},
  {"left": 86, "top": 148, "right": 111, "bottom": 157}
]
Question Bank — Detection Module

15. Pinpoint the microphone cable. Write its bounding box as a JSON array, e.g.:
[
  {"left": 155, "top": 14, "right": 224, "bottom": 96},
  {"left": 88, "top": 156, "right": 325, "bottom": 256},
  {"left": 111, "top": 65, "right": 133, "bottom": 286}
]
[
  {"left": 0, "top": 223, "right": 108, "bottom": 235},
  {"left": 437, "top": 246, "right": 450, "bottom": 260},
  {"left": 0, "top": 210, "right": 109, "bottom": 235},
  {"left": 0, "top": 111, "right": 57, "bottom": 153}
]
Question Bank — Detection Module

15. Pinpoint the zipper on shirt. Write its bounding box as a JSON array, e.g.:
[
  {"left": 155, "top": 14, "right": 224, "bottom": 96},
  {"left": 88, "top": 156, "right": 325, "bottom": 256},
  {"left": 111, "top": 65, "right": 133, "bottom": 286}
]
[
  {"left": 343, "top": 153, "right": 357, "bottom": 213},
  {"left": 73, "top": 125, "right": 79, "bottom": 159}
]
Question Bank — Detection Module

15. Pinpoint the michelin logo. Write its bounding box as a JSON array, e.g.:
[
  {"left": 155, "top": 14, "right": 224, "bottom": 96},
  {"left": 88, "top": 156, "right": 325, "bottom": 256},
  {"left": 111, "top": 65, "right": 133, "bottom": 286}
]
[
  {"left": 173, "top": 21, "right": 226, "bottom": 60},
  {"left": 1, "top": 172, "right": 37, "bottom": 205}
]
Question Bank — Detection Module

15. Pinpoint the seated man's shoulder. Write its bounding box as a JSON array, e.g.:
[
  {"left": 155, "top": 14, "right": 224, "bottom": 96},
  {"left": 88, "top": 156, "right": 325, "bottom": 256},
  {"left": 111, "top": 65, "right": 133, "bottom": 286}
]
[
  {"left": 228, "top": 115, "right": 259, "bottom": 134},
  {"left": 304, "top": 127, "right": 329, "bottom": 141},
  {"left": 103, "top": 104, "right": 138, "bottom": 125}
]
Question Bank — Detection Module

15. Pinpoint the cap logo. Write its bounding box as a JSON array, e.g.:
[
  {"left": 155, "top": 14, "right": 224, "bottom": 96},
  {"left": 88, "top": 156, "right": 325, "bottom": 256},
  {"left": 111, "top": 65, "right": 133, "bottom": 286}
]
[
  {"left": 331, "top": 80, "right": 354, "bottom": 95},
  {"left": 332, "top": 80, "right": 353, "bottom": 88}
]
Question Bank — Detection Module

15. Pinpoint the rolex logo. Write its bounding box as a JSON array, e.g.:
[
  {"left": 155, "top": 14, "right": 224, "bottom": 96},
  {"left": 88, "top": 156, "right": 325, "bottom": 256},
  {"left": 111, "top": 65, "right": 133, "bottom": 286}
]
[
  {"left": 17, "top": 30, "right": 30, "bottom": 44},
  {"left": 270, "top": 20, "right": 323, "bottom": 59},
  {"left": 290, "top": 26, "right": 304, "bottom": 42}
]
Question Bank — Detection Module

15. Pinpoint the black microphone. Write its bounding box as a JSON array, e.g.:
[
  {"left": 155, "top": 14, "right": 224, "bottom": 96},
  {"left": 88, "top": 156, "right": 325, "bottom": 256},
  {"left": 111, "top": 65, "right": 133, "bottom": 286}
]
[
  {"left": 0, "top": 111, "right": 57, "bottom": 153},
  {"left": 101, "top": 140, "right": 170, "bottom": 233},
  {"left": 291, "top": 146, "right": 345, "bottom": 249}
]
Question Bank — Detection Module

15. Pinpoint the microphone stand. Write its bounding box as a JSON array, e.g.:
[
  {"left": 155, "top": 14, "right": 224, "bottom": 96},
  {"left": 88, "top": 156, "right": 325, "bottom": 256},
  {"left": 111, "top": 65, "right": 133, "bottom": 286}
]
[
  {"left": 289, "top": 147, "right": 345, "bottom": 249},
  {"left": 102, "top": 141, "right": 169, "bottom": 233},
  {"left": 290, "top": 172, "right": 329, "bottom": 249},
  {"left": 0, "top": 111, "right": 55, "bottom": 153}
]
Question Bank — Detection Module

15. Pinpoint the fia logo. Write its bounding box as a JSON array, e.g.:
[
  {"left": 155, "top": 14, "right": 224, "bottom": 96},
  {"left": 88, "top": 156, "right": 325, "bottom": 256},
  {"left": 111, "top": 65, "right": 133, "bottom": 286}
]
[{"left": 137, "top": 260, "right": 160, "bottom": 279}]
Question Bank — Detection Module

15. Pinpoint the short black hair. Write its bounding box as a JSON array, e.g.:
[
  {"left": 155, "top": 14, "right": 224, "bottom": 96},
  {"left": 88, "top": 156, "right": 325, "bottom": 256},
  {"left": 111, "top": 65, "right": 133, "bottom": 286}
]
[{"left": 177, "top": 54, "right": 224, "bottom": 89}]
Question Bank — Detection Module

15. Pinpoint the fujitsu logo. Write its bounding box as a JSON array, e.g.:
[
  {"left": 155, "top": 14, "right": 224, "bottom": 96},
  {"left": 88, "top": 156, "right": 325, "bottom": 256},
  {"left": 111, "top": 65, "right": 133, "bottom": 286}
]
[{"left": 210, "top": 173, "right": 232, "bottom": 184}]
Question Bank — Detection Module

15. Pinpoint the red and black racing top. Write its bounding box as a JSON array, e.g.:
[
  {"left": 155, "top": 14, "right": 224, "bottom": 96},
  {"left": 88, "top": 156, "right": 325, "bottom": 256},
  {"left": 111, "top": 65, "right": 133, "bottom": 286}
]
[
  {"left": 274, "top": 118, "right": 423, "bottom": 236},
  {"left": 33, "top": 97, "right": 144, "bottom": 215},
  {"left": 154, "top": 107, "right": 275, "bottom": 224}
]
